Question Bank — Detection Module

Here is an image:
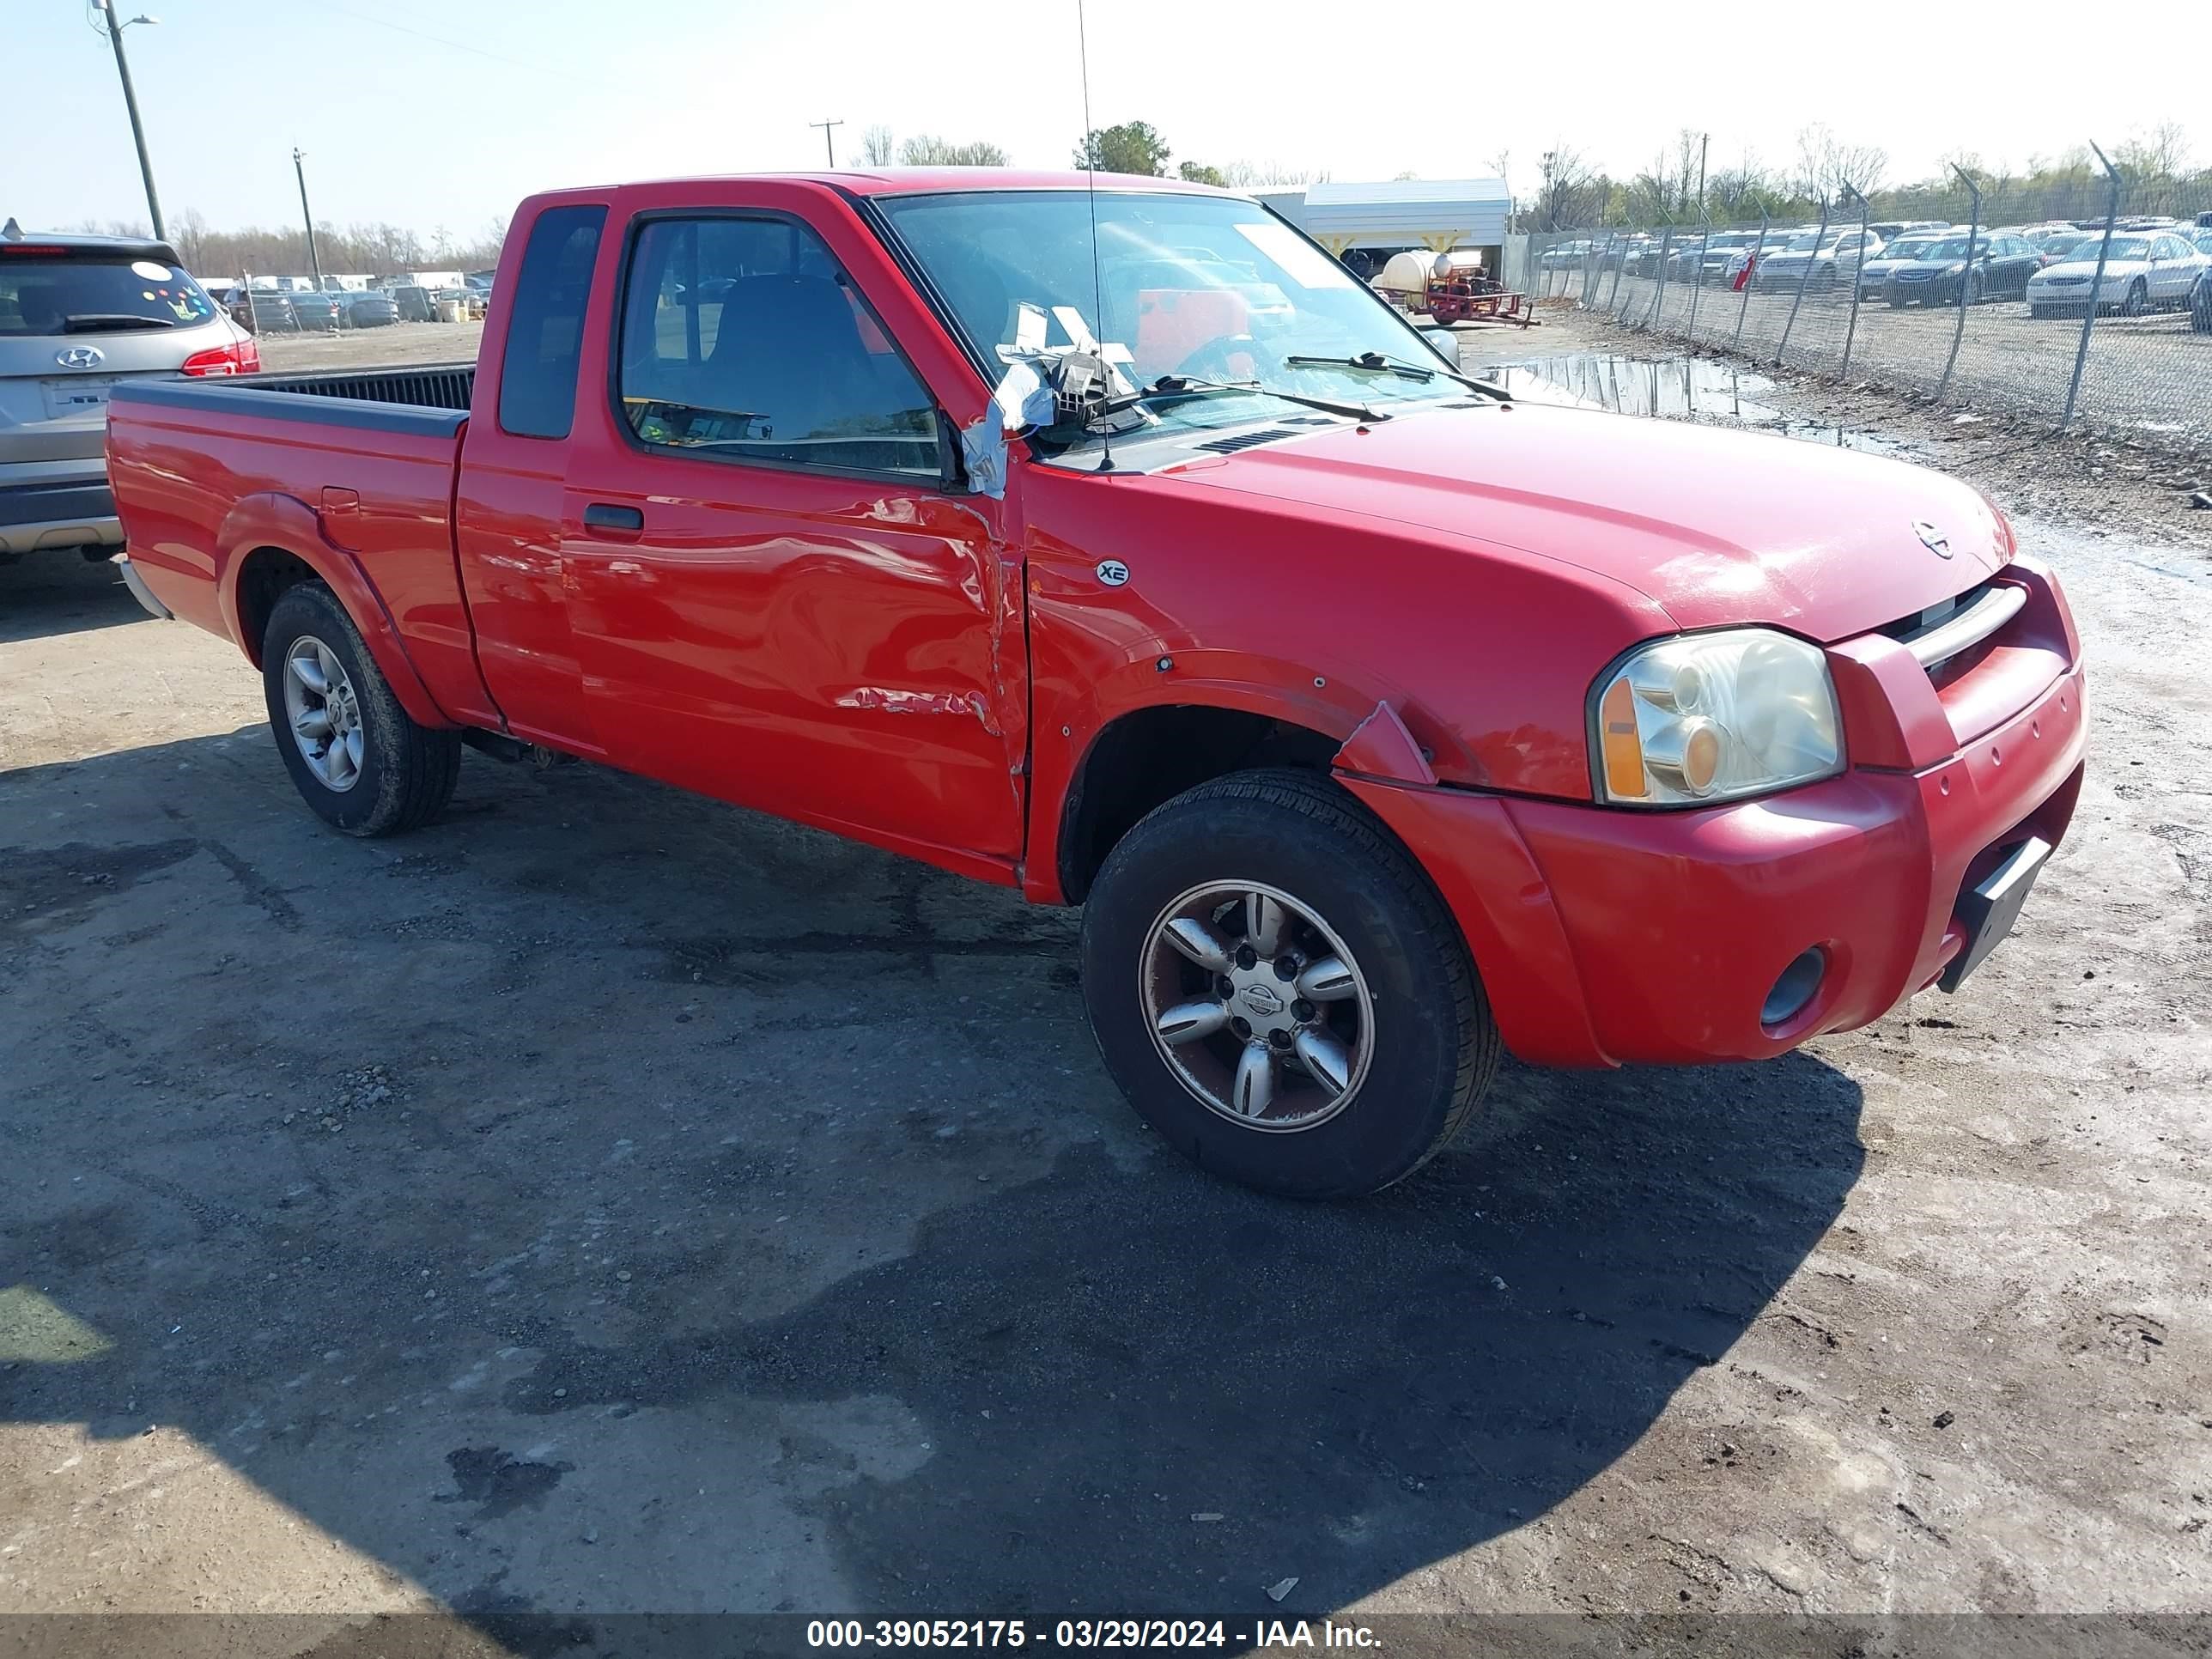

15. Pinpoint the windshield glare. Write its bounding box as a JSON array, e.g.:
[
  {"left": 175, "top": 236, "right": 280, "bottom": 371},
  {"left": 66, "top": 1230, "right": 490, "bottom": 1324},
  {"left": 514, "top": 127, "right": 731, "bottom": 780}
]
[
  {"left": 2064, "top": 236, "right": 2150, "bottom": 263},
  {"left": 876, "top": 190, "right": 1459, "bottom": 437},
  {"left": 0, "top": 256, "right": 218, "bottom": 336}
]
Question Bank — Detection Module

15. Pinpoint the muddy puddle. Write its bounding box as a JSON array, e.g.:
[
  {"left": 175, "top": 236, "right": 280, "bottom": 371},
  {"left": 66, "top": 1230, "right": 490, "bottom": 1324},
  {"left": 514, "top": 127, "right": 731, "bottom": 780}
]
[{"left": 1465, "top": 349, "right": 1897, "bottom": 453}]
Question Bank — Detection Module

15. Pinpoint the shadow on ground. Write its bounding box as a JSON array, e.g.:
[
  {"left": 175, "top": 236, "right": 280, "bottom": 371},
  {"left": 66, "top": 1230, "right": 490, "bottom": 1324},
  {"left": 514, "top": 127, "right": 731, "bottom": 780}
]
[
  {"left": 0, "top": 553, "right": 142, "bottom": 643},
  {"left": 2, "top": 723, "right": 1865, "bottom": 1636}
]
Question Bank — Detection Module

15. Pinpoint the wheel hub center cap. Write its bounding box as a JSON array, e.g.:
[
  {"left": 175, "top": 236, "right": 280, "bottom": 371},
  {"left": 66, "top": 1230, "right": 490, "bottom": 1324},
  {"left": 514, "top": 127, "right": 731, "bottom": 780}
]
[{"left": 1241, "top": 982, "right": 1285, "bottom": 1018}]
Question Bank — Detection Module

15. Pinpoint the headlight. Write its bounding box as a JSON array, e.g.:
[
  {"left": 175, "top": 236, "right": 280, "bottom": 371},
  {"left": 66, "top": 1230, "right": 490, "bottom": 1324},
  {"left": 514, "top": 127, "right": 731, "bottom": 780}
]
[
  {"left": 1592, "top": 629, "right": 1843, "bottom": 806},
  {"left": 1943, "top": 263, "right": 1966, "bottom": 275}
]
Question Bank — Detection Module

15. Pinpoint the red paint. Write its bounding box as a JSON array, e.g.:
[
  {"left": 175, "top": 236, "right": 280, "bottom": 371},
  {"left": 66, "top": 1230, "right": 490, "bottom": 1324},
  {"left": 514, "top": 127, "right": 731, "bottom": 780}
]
[{"left": 106, "top": 173, "right": 2089, "bottom": 1068}]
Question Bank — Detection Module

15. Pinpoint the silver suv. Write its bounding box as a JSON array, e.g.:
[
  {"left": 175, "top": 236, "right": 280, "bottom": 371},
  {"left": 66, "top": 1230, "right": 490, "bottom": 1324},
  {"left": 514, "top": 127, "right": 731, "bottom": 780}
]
[{"left": 1, "top": 222, "right": 258, "bottom": 563}]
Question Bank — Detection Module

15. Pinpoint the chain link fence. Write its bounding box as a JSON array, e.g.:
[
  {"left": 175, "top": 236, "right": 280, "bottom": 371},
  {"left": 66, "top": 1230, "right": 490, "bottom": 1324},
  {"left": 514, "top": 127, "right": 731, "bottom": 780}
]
[{"left": 1514, "top": 174, "right": 2212, "bottom": 457}]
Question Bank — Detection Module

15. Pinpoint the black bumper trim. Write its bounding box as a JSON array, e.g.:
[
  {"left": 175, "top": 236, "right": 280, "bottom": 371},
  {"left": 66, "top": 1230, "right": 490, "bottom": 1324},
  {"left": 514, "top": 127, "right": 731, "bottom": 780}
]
[{"left": 0, "top": 480, "right": 116, "bottom": 528}]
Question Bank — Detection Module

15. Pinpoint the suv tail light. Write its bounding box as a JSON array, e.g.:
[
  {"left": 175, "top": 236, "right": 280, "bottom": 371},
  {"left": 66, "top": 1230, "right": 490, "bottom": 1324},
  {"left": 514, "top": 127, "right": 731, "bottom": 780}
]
[{"left": 179, "top": 336, "right": 260, "bottom": 377}]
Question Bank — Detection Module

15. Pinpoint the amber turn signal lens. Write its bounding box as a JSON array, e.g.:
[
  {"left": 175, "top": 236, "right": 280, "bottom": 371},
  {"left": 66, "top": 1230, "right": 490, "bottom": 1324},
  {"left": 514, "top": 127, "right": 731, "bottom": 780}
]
[{"left": 1600, "top": 677, "right": 1646, "bottom": 799}]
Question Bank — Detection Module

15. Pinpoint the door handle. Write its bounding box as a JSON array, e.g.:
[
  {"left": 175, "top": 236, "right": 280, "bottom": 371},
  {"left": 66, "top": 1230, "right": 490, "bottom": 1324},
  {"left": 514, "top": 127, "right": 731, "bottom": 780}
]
[{"left": 582, "top": 502, "right": 644, "bottom": 538}]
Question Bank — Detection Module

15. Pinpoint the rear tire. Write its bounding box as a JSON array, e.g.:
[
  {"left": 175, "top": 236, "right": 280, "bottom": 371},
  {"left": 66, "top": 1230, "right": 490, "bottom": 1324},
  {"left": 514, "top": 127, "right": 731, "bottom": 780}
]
[
  {"left": 260, "top": 582, "right": 460, "bottom": 837},
  {"left": 1079, "top": 768, "right": 1498, "bottom": 1199},
  {"left": 2122, "top": 279, "right": 2148, "bottom": 317}
]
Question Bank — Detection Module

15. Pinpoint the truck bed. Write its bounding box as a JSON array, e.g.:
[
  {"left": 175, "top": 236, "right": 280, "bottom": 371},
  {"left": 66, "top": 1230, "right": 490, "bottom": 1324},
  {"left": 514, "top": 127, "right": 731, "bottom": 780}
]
[
  {"left": 243, "top": 362, "right": 477, "bottom": 412},
  {"left": 106, "top": 367, "right": 499, "bottom": 730}
]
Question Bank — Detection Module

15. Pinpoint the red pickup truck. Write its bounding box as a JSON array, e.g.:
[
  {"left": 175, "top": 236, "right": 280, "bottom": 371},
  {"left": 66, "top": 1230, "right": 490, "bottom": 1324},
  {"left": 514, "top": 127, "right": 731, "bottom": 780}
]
[{"left": 107, "top": 171, "right": 2086, "bottom": 1198}]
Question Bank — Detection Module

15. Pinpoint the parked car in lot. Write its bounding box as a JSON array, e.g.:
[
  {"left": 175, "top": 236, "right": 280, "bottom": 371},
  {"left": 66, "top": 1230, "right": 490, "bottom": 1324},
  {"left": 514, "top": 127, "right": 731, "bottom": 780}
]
[
  {"left": 1885, "top": 231, "right": 2044, "bottom": 306},
  {"left": 0, "top": 228, "right": 256, "bottom": 563},
  {"left": 343, "top": 291, "right": 400, "bottom": 328},
  {"left": 1856, "top": 232, "right": 1948, "bottom": 299},
  {"left": 1869, "top": 220, "right": 1948, "bottom": 243},
  {"left": 386, "top": 283, "right": 434, "bottom": 322},
  {"left": 2026, "top": 232, "right": 2209, "bottom": 317},
  {"left": 288, "top": 289, "right": 343, "bottom": 331},
  {"left": 106, "top": 170, "right": 2087, "bottom": 1199},
  {"left": 1664, "top": 230, "right": 1761, "bottom": 283},
  {"left": 229, "top": 289, "right": 297, "bottom": 332},
  {"left": 1754, "top": 227, "right": 1883, "bottom": 290}
]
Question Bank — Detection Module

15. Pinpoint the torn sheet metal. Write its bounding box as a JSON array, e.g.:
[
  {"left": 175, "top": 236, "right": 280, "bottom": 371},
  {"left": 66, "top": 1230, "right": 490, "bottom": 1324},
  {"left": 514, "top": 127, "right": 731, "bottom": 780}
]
[
  {"left": 961, "top": 397, "right": 1014, "bottom": 501},
  {"left": 964, "top": 301, "right": 1152, "bottom": 495}
]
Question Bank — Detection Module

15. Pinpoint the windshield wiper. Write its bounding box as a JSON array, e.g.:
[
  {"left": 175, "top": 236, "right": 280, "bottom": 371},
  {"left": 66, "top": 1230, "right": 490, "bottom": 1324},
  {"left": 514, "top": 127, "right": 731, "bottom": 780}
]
[
  {"left": 1285, "top": 350, "right": 1510, "bottom": 401},
  {"left": 61, "top": 313, "right": 175, "bottom": 332},
  {"left": 1109, "top": 374, "right": 1389, "bottom": 424}
]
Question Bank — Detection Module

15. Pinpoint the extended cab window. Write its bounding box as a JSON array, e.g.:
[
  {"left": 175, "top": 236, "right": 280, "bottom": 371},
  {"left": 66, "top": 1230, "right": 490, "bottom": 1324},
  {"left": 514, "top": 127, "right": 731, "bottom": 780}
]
[
  {"left": 497, "top": 204, "right": 606, "bottom": 440},
  {"left": 616, "top": 216, "right": 938, "bottom": 476}
]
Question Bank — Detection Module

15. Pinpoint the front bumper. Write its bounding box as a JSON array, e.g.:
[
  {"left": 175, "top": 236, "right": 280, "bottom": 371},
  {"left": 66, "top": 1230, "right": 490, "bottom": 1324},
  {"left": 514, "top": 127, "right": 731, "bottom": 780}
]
[
  {"left": 0, "top": 478, "right": 119, "bottom": 556},
  {"left": 1345, "top": 558, "right": 2087, "bottom": 1068}
]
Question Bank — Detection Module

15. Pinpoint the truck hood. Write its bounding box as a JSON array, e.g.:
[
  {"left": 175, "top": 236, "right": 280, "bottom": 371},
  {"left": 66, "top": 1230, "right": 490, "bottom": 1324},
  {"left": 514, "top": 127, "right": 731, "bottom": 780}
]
[{"left": 1164, "top": 401, "right": 2008, "bottom": 640}]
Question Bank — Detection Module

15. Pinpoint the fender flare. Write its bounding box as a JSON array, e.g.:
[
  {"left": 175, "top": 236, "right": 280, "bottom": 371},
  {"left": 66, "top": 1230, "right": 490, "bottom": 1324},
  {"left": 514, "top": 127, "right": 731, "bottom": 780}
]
[
  {"left": 214, "top": 492, "right": 455, "bottom": 729},
  {"left": 1027, "top": 647, "right": 1452, "bottom": 905}
]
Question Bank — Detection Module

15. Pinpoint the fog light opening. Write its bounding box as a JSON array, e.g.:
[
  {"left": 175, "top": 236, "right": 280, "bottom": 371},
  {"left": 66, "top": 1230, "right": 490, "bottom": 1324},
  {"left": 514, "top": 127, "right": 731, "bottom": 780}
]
[{"left": 1761, "top": 947, "right": 1827, "bottom": 1030}]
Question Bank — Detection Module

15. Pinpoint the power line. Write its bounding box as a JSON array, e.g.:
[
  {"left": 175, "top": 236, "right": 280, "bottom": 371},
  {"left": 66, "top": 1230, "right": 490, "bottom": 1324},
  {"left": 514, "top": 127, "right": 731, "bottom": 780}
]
[{"left": 288, "top": 0, "right": 590, "bottom": 84}]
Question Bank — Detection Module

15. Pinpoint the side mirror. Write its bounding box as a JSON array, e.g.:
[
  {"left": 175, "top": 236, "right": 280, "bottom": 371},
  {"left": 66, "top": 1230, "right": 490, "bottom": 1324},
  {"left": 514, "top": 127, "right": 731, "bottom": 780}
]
[{"left": 1422, "top": 326, "right": 1457, "bottom": 356}]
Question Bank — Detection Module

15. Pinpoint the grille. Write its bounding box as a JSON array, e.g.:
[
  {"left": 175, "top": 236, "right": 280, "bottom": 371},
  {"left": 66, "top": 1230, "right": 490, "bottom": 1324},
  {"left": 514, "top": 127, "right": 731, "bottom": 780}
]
[{"left": 1879, "top": 578, "right": 2025, "bottom": 682}]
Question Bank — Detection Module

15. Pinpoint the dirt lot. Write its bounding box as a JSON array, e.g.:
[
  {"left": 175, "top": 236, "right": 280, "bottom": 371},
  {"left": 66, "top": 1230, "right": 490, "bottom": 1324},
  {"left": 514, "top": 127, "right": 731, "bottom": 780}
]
[
  {"left": 3, "top": 338, "right": 2209, "bottom": 1654},
  {"left": 257, "top": 319, "right": 485, "bottom": 374}
]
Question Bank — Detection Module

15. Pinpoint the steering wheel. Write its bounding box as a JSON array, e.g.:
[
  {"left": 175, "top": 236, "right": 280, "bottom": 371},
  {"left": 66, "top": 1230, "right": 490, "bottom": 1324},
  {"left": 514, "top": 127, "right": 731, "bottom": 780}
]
[{"left": 1173, "top": 334, "right": 1264, "bottom": 385}]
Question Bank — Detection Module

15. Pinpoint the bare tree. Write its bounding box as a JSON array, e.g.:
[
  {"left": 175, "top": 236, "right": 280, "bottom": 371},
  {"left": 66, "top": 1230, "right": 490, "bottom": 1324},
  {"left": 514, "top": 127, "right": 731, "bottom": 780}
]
[
  {"left": 1218, "top": 160, "right": 1330, "bottom": 189},
  {"left": 1534, "top": 144, "right": 1602, "bottom": 231},
  {"left": 2116, "top": 121, "right": 2189, "bottom": 181},
  {"left": 1793, "top": 124, "right": 1888, "bottom": 203},
  {"left": 860, "top": 125, "right": 896, "bottom": 167},
  {"left": 900, "top": 135, "right": 1009, "bottom": 167}
]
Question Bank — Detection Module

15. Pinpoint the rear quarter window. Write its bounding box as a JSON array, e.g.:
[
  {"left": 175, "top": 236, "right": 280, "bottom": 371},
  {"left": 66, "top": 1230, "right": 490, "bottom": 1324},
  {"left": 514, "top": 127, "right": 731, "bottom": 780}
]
[
  {"left": 497, "top": 205, "right": 608, "bottom": 440},
  {"left": 0, "top": 256, "right": 217, "bottom": 336}
]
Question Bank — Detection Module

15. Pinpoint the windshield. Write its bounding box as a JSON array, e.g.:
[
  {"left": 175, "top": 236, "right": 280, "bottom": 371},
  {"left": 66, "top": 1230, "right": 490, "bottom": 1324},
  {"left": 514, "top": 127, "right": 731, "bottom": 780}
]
[
  {"left": 0, "top": 253, "right": 218, "bottom": 336},
  {"left": 1915, "top": 238, "right": 1979, "bottom": 261},
  {"left": 1881, "top": 239, "right": 1943, "bottom": 260},
  {"left": 2064, "top": 235, "right": 2151, "bottom": 263},
  {"left": 1779, "top": 233, "right": 1821, "bottom": 252},
  {"left": 875, "top": 190, "right": 1460, "bottom": 439}
]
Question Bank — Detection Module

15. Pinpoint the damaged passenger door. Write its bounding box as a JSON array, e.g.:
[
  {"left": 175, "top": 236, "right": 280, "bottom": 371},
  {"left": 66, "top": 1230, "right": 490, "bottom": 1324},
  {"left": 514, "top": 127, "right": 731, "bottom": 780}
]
[{"left": 559, "top": 206, "right": 1025, "bottom": 869}]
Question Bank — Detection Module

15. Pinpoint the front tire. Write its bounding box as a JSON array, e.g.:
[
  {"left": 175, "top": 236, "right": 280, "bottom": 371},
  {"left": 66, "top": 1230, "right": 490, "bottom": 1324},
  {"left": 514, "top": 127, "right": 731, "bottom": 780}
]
[
  {"left": 1080, "top": 769, "right": 1498, "bottom": 1199},
  {"left": 261, "top": 582, "right": 461, "bottom": 837},
  {"left": 2122, "top": 279, "right": 2148, "bottom": 317}
]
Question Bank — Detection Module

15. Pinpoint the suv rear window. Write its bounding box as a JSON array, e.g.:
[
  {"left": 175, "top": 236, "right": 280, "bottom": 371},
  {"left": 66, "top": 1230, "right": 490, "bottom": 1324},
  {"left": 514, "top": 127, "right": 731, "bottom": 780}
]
[{"left": 0, "top": 254, "right": 220, "bottom": 337}]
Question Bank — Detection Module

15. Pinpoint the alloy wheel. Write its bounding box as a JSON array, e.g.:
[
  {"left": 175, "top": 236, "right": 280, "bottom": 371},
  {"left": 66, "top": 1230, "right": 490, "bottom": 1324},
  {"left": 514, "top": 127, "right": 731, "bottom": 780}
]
[
  {"left": 1139, "top": 880, "right": 1376, "bottom": 1133},
  {"left": 282, "top": 635, "right": 365, "bottom": 792}
]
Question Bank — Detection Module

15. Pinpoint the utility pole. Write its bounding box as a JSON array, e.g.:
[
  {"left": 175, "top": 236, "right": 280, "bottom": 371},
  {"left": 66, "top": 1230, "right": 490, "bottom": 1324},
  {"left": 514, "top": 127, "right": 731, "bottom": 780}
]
[
  {"left": 809, "top": 118, "right": 843, "bottom": 167},
  {"left": 293, "top": 148, "right": 324, "bottom": 289},
  {"left": 95, "top": 0, "right": 165, "bottom": 241}
]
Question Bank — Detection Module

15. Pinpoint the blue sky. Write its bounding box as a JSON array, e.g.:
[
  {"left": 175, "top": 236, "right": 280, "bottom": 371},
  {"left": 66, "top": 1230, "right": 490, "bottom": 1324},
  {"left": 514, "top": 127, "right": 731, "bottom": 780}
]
[{"left": 6, "top": 0, "right": 2201, "bottom": 240}]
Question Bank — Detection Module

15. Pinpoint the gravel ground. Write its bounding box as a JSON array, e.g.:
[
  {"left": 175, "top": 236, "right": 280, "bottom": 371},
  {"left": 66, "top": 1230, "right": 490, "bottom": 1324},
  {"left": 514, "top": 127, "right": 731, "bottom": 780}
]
[
  {"left": 2, "top": 345, "right": 2208, "bottom": 1656},
  {"left": 255, "top": 319, "right": 485, "bottom": 374}
]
